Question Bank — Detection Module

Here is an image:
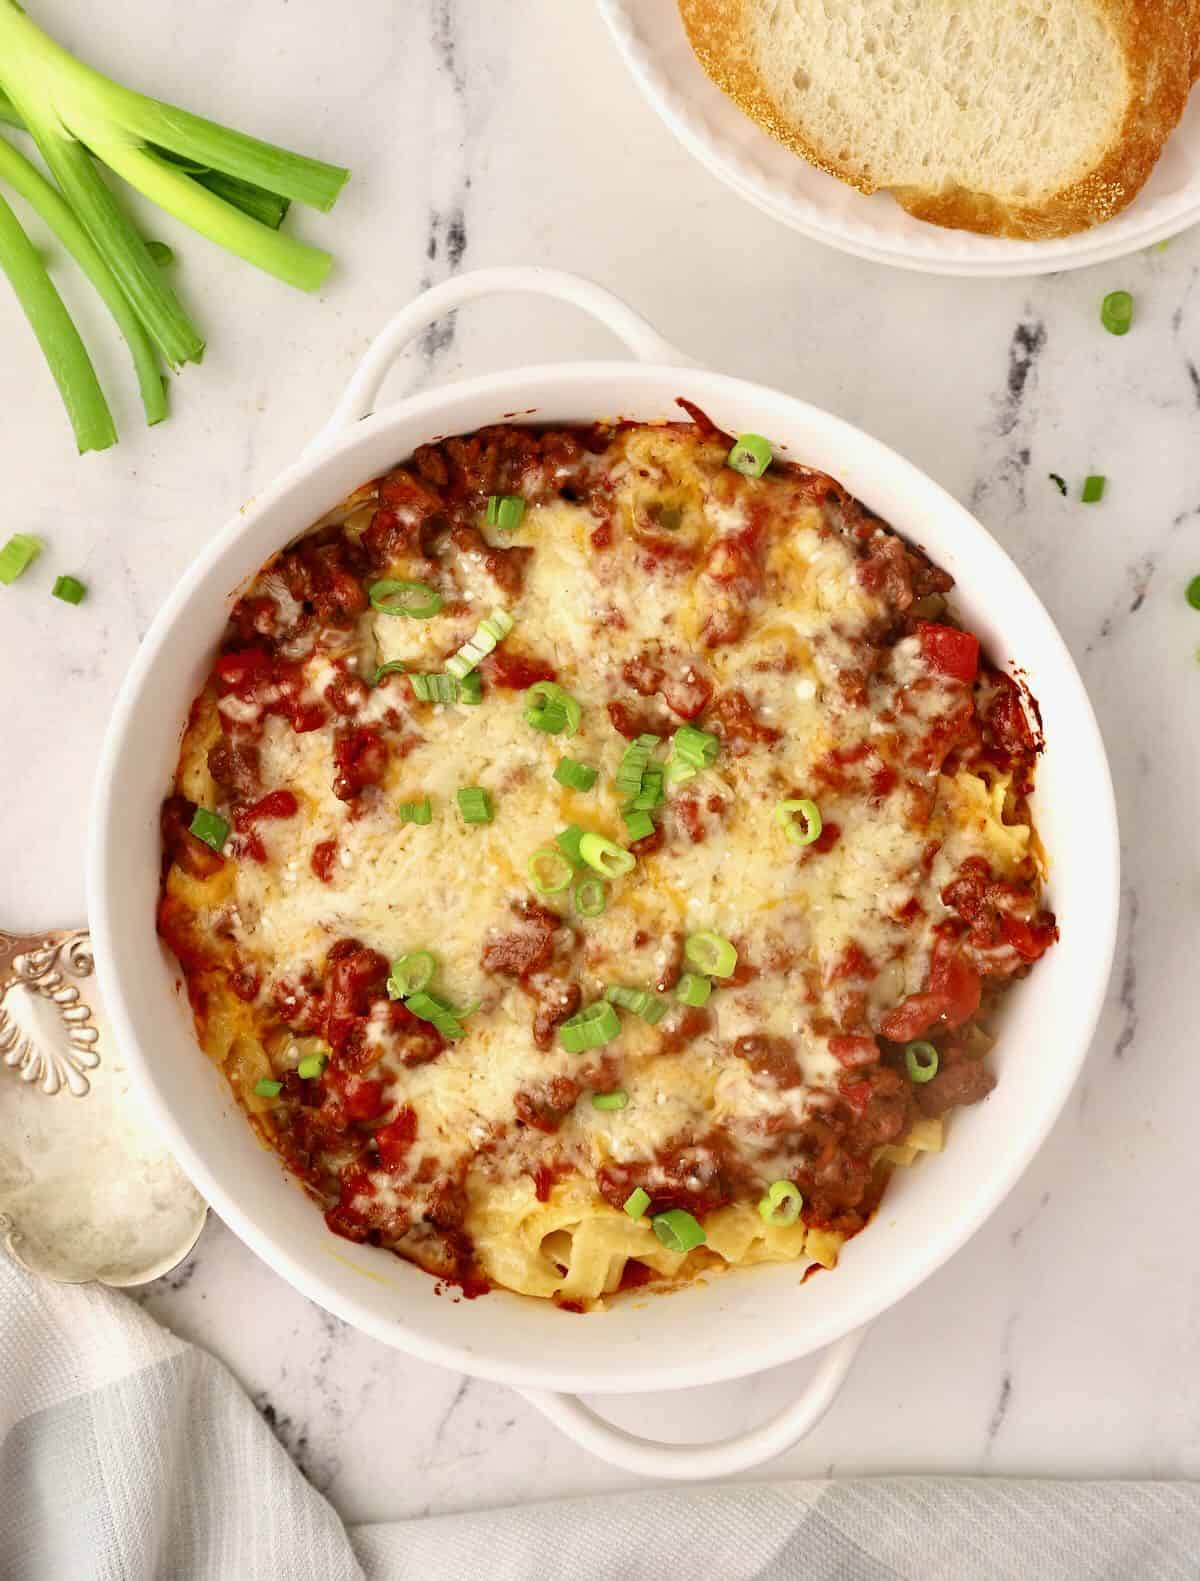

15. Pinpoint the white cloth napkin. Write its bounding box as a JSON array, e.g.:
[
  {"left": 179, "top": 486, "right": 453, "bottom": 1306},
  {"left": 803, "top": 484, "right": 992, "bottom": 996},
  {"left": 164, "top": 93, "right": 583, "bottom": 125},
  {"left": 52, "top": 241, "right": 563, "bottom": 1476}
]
[{"left": 2, "top": 1249, "right": 1197, "bottom": 1581}]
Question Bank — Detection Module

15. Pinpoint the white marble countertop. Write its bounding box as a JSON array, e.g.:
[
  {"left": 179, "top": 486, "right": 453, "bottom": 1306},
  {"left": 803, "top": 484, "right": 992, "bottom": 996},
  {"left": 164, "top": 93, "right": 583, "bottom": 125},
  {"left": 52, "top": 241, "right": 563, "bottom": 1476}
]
[{"left": 3, "top": 0, "right": 1199, "bottom": 1529}]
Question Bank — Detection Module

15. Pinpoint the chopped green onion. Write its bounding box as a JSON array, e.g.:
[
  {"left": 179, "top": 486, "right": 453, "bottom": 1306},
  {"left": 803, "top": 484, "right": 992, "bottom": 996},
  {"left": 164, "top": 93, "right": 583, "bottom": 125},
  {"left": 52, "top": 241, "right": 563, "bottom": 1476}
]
[
  {"left": 528, "top": 844, "right": 574, "bottom": 894},
  {"left": 52, "top": 574, "right": 87, "bottom": 604},
  {"left": 604, "top": 984, "right": 668, "bottom": 1025},
  {"left": 558, "top": 1000, "right": 621, "bottom": 1053},
  {"left": 624, "top": 1187, "right": 650, "bottom": 1219},
  {"left": 758, "top": 1180, "right": 802, "bottom": 1227},
  {"left": 573, "top": 875, "right": 608, "bottom": 918},
  {"left": 621, "top": 808, "right": 655, "bottom": 842},
  {"left": 387, "top": 950, "right": 436, "bottom": 999},
  {"left": 556, "top": 825, "right": 587, "bottom": 868},
  {"left": 651, "top": 1208, "right": 706, "bottom": 1253},
  {"left": 405, "top": 990, "right": 474, "bottom": 1041},
  {"left": 579, "top": 832, "right": 636, "bottom": 878},
  {"left": 671, "top": 724, "right": 720, "bottom": 769},
  {"left": 297, "top": 1052, "right": 327, "bottom": 1080},
  {"left": 188, "top": 807, "right": 229, "bottom": 852},
  {"left": 727, "top": 432, "right": 772, "bottom": 478},
  {"left": 523, "top": 680, "right": 582, "bottom": 735},
  {"left": 1048, "top": 473, "right": 1067, "bottom": 497},
  {"left": 685, "top": 931, "right": 737, "bottom": 978},
  {"left": 486, "top": 494, "right": 525, "bottom": 530},
  {"left": 554, "top": 757, "right": 598, "bottom": 792},
  {"left": 253, "top": 1078, "right": 282, "bottom": 1098},
  {"left": 591, "top": 1090, "right": 629, "bottom": 1111},
  {"left": 1081, "top": 475, "right": 1106, "bottom": 504},
  {"left": 675, "top": 972, "right": 712, "bottom": 1007},
  {"left": 145, "top": 239, "right": 174, "bottom": 266},
  {"left": 0, "top": 532, "right": 42, "bottom": 585},
  {"left": 626, "top": 767, "right": 665, "bottom": 811},
  {"left": 1100, "top": 290, "right": 1133, "bottom": 336},
  {"left": 458, "top": 670, "right": 483, "bottom": 705},
  {"left": 445, "top": 606, "right": 514, "bottom": 679},
  {"left": 615, "top": 733, "right": 659, "bottom": 798},
  {"left": 665, "top": 756, "right": 698, "bottom": 786},
  {"left": 904, "top": 1040, "right": 939, "bottom": 1084},
  {"left": 776, "top": 798, "right": 822, "bottom": 847},
  {"left": 372, "top": 659, "right": 406, "bottom": 686},
  {"left": 409, "top": 672, "right": 459, "bottom": 704},
  {"left": 368, "top": 578, "right": 443, "bottom": 618},
  {"left": 457, "top": 787, "right": 493, "bottom": 825},
  {"left": 1187, "top": 576, "right": 1200, "bottom": 611},
  {"left": 399, "top": 798, "right": 433, "bottom": 826}
]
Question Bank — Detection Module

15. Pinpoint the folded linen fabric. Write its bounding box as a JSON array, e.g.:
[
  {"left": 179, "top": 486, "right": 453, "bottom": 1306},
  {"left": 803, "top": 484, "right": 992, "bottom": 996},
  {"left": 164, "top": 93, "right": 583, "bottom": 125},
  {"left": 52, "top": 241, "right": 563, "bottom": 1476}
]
[{"left": 2, "top": 1251, "right": 1196, "bottom": 1580}]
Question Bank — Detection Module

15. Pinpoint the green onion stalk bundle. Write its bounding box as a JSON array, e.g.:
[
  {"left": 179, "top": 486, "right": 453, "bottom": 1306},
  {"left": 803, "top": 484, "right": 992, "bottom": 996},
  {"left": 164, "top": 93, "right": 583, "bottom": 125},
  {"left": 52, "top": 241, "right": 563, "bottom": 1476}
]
[{"left": 0, "top": 0, "right": 349, "bottom": 454}]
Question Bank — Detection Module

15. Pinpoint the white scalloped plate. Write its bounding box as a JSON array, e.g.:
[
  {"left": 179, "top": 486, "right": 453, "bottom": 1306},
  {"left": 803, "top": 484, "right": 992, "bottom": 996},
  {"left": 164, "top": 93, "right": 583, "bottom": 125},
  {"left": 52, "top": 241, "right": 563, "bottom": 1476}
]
[{"left": 597, "top": 0, "right": 1200, "bottom": 277}]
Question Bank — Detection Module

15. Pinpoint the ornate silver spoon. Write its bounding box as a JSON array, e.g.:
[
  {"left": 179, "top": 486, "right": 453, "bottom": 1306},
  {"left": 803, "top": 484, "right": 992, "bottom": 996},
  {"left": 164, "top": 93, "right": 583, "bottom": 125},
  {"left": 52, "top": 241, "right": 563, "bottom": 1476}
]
[{"left": 0, "top": 926, "right": 207, "bottom": 1286}]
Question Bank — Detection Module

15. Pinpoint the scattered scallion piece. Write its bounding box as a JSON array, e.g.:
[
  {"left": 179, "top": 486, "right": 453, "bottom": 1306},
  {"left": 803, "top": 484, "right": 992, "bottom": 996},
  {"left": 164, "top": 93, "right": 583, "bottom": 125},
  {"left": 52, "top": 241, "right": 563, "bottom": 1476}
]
[
  {"left": 757, "top": 1180, "right": 802, "bottom": 1227},
  {"left": 675, "top": 972, "right": 712, "bottom": 1007},
  {"left": 372, "top": 659, "right": 406, "bottom": 686},
  {"left": 775, "top": 798, "right": 822, "bottom": 848},
  {"left": 671, "top": 724, "right": 720, "bottom": 770},
  {"left": 621, "top": 807, "right": 655, "bottom": 842},
  {"left": 398, "top": 798, "right": 433, "bottom": 826},
  {"left": 456, "top": 786, "right": 492, "bottom": 825},
  {"left": 1048, "top": 473, "right": 1067, "bottom": 497},
  {"left": 409, "top": 672, "right": 459, "bottom": 704},
  {"left": 626, "top": 767, "right": 665, "bottom": 811},
  {"left": 578, "top": 832, "right": 636, "bottom": 878},
  {"left": 458, "top": 669, "right": 483, "bottom": 705},
  {"left": 188, "top": 806, "right": 228, "bottom": 852},
  {"left": 615, "top": 734, "right": 658, "bottom": 799},
  {"left": 685, "top": 930, "right": 737, "bottom": 978},
  {"left": 405, "top": 990, "right": 475, "bottom": 1041},
  {"left": 523, "top": 680, "right": 582, "bottom": 735},
  {"left": 727, "top": 432, "right": 772, "bottom": 478},
  {"left": 368, "top": 579, "right": 443, "bottom": 618},
  {"left": 604, "top": 984, "right": 668, "bottom": 1025},
  {"left": 573, "top": 875, "right": 607, "bottom": 918},
  {"left": 1187, "top": 575, "right": 1200, "bottom": 611},
  {"left": 527, "top": 844, "right": 574, "bottom": 894},
  {"left": 1100, "top": 290, "right": 1133, "bottom": 336},
  {"left": 253, "top": 1078, "right": 282, "bottom": 1098},
  {"left": 387, "top": 951, "right": 436, "bottom": 1000},
  {"left": 556, "top": 825, "right": 587, "bottom": 868},
  {"left": 591, "top": 1090, "right": 628, "bottom": 1111},
  {"left": 904, "top": 1040, "right": 939, "bottom": 1084},
  {"left": 651, "top": 1208, "right": 706, "bottom": 1253},
  {"left": 297, "top": 1052, "right": 327, "bottom": 1080},
  {"left": 485, "top": 494, "right": 525, "bottom": 531},
  {"left": 1081, "top": 475, "right": 1106, "bottom": 504},
  {"left": 624, "top": 1187, "right": 650, "bottom": 1219},
  {"left": 0, "top": 531, "right": 42, "bottom": 584},
  {"left": 558, "top": 1000, "right": 621, "bottom": 1053},
  {"left": 445, "top": 607, "right": 513, "bottom": 679},
  {"left": 51, "top": 573, "right": 86, "bottom": 603},
  {"left": 554, "top": 757, "right": 598, "bottom": 792}
]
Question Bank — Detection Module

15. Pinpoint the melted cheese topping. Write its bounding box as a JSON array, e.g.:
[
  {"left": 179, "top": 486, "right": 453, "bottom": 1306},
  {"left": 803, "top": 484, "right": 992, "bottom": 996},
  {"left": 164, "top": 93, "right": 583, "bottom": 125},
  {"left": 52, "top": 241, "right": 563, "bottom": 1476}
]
[{"left": 165, "top": 422, "right": 1045, "bottom": 1304}]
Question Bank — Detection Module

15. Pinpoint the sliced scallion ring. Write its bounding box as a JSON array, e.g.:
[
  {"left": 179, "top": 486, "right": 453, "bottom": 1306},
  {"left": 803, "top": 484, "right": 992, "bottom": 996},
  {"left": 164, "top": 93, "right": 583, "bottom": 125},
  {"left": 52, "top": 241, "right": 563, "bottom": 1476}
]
[
  {"left": 776, "top": 798, "right": 822, "bottom": 848},
  {"left": 0, "top": 532, "right": 43, "bottom": 585},
  {"left": 297, "top": 1052, "right": 327, "bottom": 1080},
  {"left": 558, "top": 1000, "right": 621, "bottom": 1053},
  {"left": 675, "top": 971, "right": 711, "bottom": 1007},
  {"left": 624, "top": 1187, "right": 650, "bottom": 1219},
  {"left": 368, "top": 579, "right": 443, "bottom": 619},
  {"left": 651, "top": 1208, "right": 706, "bottom": 1253},
  {"left": 554, "top": 756, "right": 598, "bottom": 792},
  {"left": 1100, "top": 290, "right": 1133, "bottom": 336},
  {"left": 189, "top": 807, "right": 229, "bottom": 852},
  {"left": 523, "top": 680, "right": 582, "bottom": 735},
  {"left": 726, "top": 432, "right": 772, "bottom": 478},
  {"left": 528, "top": 845, "right": 574, "bottom": 894},
  {"left": 604, "top": 983, "right": 668, "bottom": 1025},
  {"left": 573, "top": 875, "right": 607, "bottom": 918},
  {"left": 684, "top": 930, "right": 737, "bottom": 978},
  {"left": 591, "top": 1090, "right": 628, "bottom": 1111},
  {"left": 485, "top": 494, "right": 525, "bottom": 530},
  {"left": 387, "top": 950, "right": 437, "bottom": 999},
  {"left": 904, "top": 1040, "right": 939, "bottom": 1084},
  {"left": 372, "top": 659, "right": 406, "bottom": 686},
  {"left": 51, "top": 574, "right": 86, "bottom": 604},
  {"left": 445, "top": 606, "right": 514, "bottom": 679},
  {"left": 253, "top": 1078, "right": 282, "bottom": 1098},
  {"left": 757, "top": 1179, "right": 802, "bottom": 1227},
  {"left": 578, "top": 832, "right": 636, "bottom": 878}
]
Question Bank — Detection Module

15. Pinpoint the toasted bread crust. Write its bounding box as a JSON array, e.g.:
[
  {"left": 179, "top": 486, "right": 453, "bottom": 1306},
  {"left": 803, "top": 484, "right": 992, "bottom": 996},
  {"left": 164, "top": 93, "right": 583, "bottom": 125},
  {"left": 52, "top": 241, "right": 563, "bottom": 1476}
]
[{"left": 679, "top": 0, "right": 1195, "bottom": 240}]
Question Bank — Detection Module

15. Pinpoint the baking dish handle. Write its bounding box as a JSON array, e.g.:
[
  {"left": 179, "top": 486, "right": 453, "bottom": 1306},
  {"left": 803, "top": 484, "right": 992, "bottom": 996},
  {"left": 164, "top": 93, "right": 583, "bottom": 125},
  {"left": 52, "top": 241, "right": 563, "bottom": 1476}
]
[
  {"left": 517, "top": 1325, "right": 868, "bottom": 1480},
  {"left": 313, "top": 266, "right": 698, "bottom": 448}
]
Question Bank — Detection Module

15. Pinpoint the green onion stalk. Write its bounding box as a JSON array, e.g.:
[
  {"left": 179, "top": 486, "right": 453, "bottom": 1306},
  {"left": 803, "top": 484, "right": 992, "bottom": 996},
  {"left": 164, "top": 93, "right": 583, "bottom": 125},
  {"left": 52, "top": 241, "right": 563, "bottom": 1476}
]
[{"left": 0, "top": 0, "right": 348, "bottom": 453}]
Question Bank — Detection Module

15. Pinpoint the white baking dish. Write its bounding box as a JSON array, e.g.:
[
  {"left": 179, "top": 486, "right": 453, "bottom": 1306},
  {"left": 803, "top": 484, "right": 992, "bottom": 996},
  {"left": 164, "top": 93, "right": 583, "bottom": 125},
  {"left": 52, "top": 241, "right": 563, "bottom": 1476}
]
[{"left": 87, "top": 267, "right": 1119, "bottom": 1479}]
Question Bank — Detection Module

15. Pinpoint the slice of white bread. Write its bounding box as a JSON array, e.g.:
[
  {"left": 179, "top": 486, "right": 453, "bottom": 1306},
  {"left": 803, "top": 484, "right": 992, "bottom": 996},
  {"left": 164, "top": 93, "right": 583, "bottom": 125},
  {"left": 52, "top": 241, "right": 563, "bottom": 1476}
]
[{"left": 678, "top": 0, "right": 1195, "bottom": 239}]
